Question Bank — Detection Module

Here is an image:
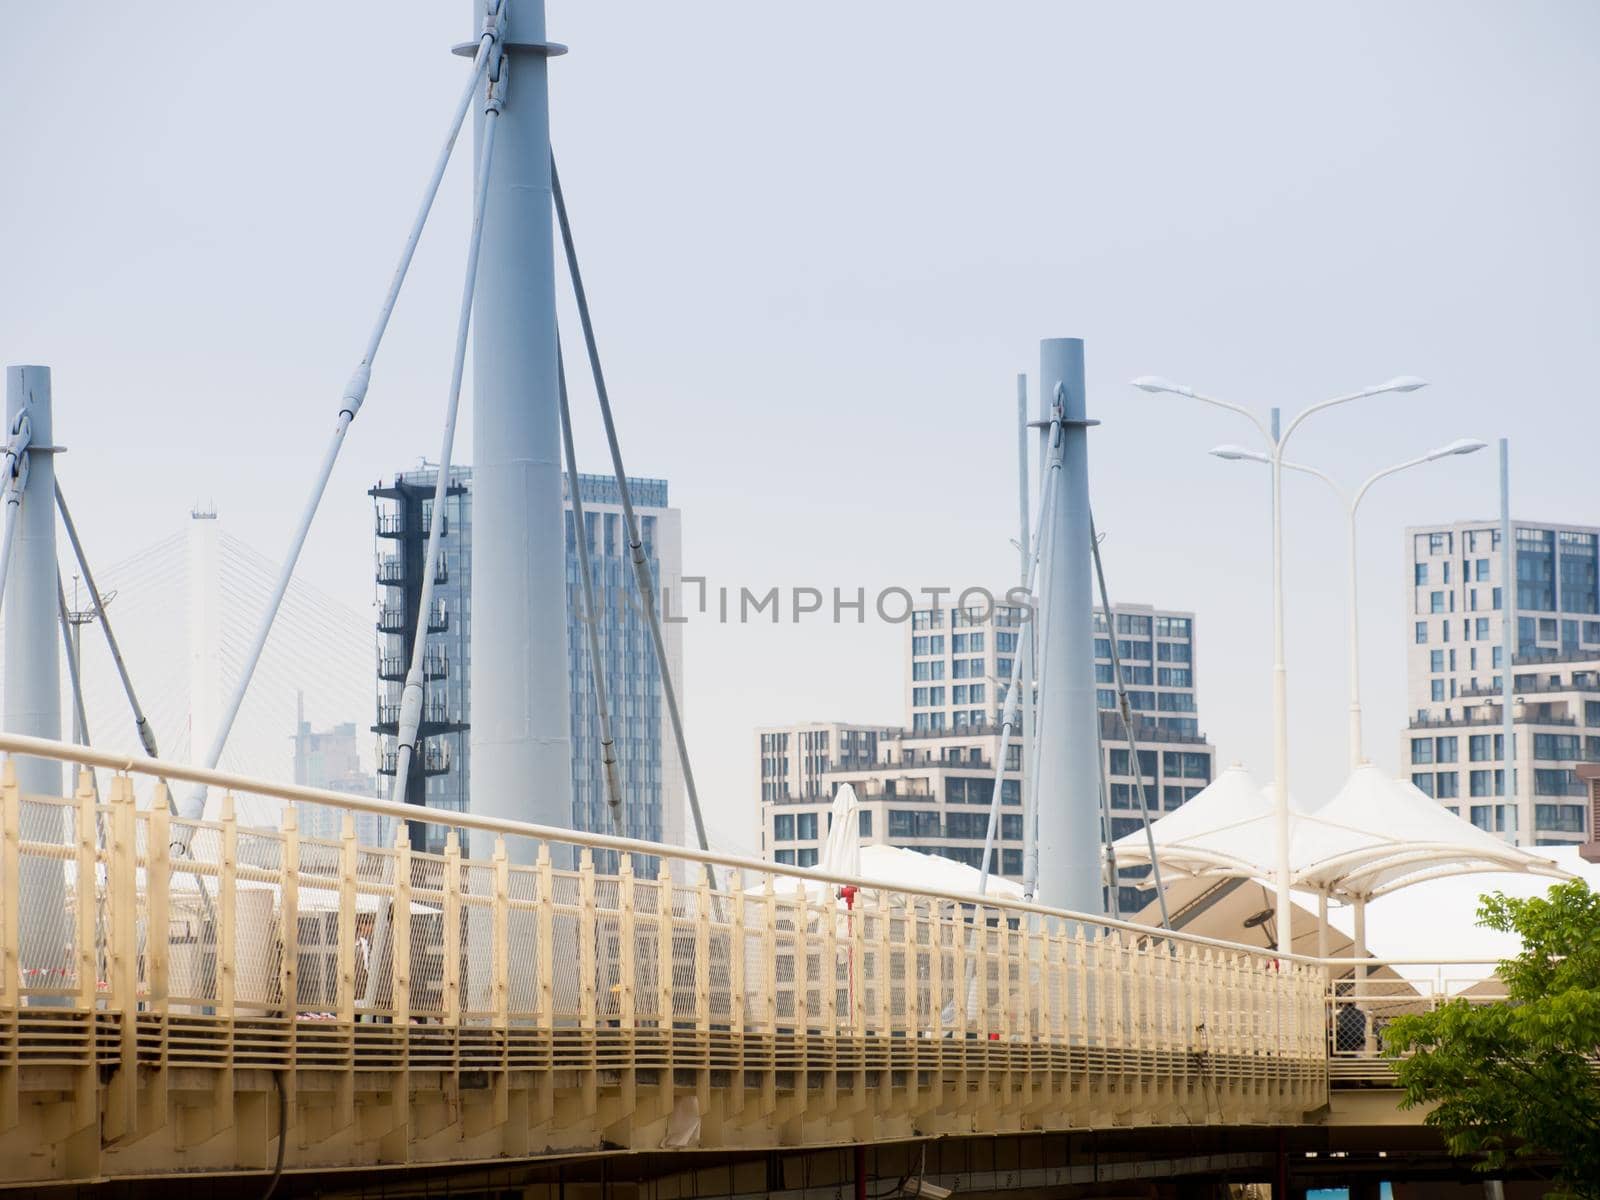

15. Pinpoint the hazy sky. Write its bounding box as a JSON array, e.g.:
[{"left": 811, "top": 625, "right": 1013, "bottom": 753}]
[{"left": 3, "top": 3, "right": 1597, "bottom": 854}]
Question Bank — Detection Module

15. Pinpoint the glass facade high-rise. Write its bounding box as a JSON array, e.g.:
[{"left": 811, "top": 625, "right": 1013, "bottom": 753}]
[
  {"left": 371, "top": 465, "right": 683, "bottom": 854},
  {"left": 1404, "top": 519, "right": 1600, "bottom": 846}
]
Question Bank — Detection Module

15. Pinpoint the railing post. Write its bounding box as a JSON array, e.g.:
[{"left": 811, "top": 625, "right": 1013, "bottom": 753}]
[
  {"left": 218, "top": 793, "right": 238, "bottom": 1016},
  {"left": 761, "top": 876, "right": 776, "bottom": 1036},
  {"left": 392, "top": 824, "right": 412, "bottom": 1026},
  {"left": 147, "top": 786, "right": 171, "bottom": 1013},
  {"left": 336, "top": 810, "right": 355, "bottom": 1024},
  {"left": 280, "top": 806, "right": 300, "bottom": 1017},
  {"left": 821, "top": 885, "right": 837, "bottom": 1034},
  {"left": 106, "top": 774, "right": 139, "bottom": 1137},
  {"left": 874, "top": 888, "right": 889, "bottom": 1038},
  {"left": 655, "top": 861, "right": 672, "bottom": 1028},
  {"left": 75, "top": 773, "right": 98, "bottom": 1009},
  {"left": 617, "top": 855, "right": 636, "bottom": 1028},
  {"left": 729, "top": 877, "right": 744, "bottom": 1038},
  {"left": 579, "top": 848, "right": 596, "bottom": 1030},
  {"left": 693, "top": 872, "right": 710, "bottom": 1034},
  {"left": 442, "top": 832, "right": 461, "bottom": 1025},
  {"left": 0, "top": 760, "right": 18, "bottom": 1011},
  {"left": 496, "top": 837, "right": 513, "bottom": 1027}
]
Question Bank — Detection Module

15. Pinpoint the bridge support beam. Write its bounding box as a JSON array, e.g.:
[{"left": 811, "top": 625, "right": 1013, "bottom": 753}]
[{"left": 3, "top": 366, "right": 66, "bottom": 1003}]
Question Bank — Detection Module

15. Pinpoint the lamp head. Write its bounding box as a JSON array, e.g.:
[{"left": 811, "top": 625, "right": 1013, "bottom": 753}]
[
  {"left": 1370, "top": 375, "right": 1429, "bottom": 395},
  {"left": 1131, "top": 375, "right": 1196, "bottom": 398},
  {"left": 1209, "top": 444, "right": 1271, "bottom": 464},
  {"left": 1425, "top": 437, "right": 1488, "bottom": 461}
]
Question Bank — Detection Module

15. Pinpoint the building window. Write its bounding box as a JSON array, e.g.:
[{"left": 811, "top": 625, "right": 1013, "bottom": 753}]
[
  {"left": 1431, "top": 679, "right": 1445, "bottom": 702},
  {"left": 796, "top": 812, "right": 818, "bottom": 840},
  {"left": 796, "top": 848, "right": 818, "bottom": 867},
  {"left": 1469, "top": 806, "right": 1494, "bottom": 831},
  {"left": 1430, "top": 650, "right": 1444, "bottom": 673},
  {"left": 858, "top": 810, "right": 872, "bottom": 837},
  {"left": 773, "top": 814, "right": 794, "bottom": 841},
  {"left": 1436, "top": 772, "right": 1460, "bottom": 799},
  {"left": 1534, "top": 768, "right": 1583, "bottom": 797},
  {"left": 774, "top": 849, "right": 795, "bottom": 865},
  {"left": 1411, "top": 739, "right": 1434, "bottom": 765},
  {"left": 1157, "top": 641, "right": 1192, "bottom": 662},
  {"left": 1414, "top": 563, "right": 1429, "bottom": 585},
  {"left": 1435, "top": 736, "right": 1459, "bottom": 763},
  {"left": 1415, "top": 621, "right": 1428, "bottom": 644},
  {"left": 1412, "top": 773, "right": 1436, "bottom": 797},
  {"left": 1430, "top": 592, "right": 1445, "bottom": 614},
  {"left": 1534, "top": 804, "right": 1585, "bottom": 834},
  {"left": 1534, "top": 733, "right": 1580, "bottom": 760},
  {"left": 1001, "top": 849, "right": 1023, "bottom": 876}
]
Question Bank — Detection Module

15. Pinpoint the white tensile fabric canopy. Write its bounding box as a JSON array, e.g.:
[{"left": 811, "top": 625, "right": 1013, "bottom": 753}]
[{"left": 1112, "top": 762, "right": 1567, "bottom": 903}]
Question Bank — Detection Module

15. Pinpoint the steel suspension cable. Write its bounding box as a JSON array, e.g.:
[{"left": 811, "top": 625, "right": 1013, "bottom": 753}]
[
  {"left": 974, "top": 413, "right": 1064, "bottom": 901},
  {"left": 1088, "top": 512, "right": 1170, "bottom": 930},
  {"left": 389, "top": 63, "right": 505, "bottom": 808},
  {"left": 179, "top": 5, "right": 505, "bottom": 820},
  {"left": 550, "top": 155, "right": 715, "bottom": 875},
  {"left": 56, "top": 483, "right": 161, "bottom": 761},
  {"left": 557, "top": 343, "right": 625, "bottom": 822}
]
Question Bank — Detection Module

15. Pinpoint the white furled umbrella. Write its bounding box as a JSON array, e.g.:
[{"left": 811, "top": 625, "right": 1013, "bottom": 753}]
[{"left": 819, "top": 783, "right": 862, "bottom": 878}]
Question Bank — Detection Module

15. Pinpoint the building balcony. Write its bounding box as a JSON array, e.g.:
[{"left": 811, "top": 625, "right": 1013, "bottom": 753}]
[
  {"left": 375, "top": 699, "right": 454, "bottom": 728},
  {"left": 375, "top": 512, "right": 450, "bottom": 540},
  {"left": 377, "top": 603, "right": 448, "bottom": 635},
  {"left": 1460, "top": 678, "right": 1600, "bottom": 699},
  {"left": 1410, "top": 710, "right": 1578, "bottom": 730},
  {"left": 375, "top": 556, "right": 449, "bottom": 587},
  {"left": 377, "top": 652, "right": 449, "bottom": 683},
  {"left": 376, "top": 741, "right": 452, "bottom": 777}
]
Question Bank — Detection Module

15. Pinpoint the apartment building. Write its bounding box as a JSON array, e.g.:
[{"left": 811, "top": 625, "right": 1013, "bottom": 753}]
[{"left": 1403, "top": 519, "right": 1600, "bottom": 845}]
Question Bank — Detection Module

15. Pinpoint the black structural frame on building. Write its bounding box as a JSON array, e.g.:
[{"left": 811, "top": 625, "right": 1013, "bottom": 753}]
[{"left": 370, "top": 475, "right": 469, "bottom": 850}]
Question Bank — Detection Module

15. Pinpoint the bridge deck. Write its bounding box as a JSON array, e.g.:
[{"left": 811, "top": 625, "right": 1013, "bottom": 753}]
[{"left": 0, "top": 737, "right": 1369, "bottom": 1188}]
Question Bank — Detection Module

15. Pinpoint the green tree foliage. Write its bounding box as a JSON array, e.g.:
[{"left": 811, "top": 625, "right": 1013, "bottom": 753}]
[{"left": 1385, "top": 879, "right": 1600, "bottom": 1198}]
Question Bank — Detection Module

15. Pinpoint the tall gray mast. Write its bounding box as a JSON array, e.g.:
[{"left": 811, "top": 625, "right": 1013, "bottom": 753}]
[
  {"left": 4, "top": 366, "right": 66, "bottom": 1001},
  {"left": 1032, "top": 339, "right": 1103, "bottom": 914},
  {"left": 468, "top": 0, "right": 573, "bottom": 860}
]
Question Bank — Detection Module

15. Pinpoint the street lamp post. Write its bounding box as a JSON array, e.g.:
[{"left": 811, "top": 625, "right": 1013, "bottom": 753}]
[
  {"left": 1131, "top": 374, "right": 1427, "bottom": 956},
  {"left": 1210, "top": 438, "right": 1486, "bottom": 769}
]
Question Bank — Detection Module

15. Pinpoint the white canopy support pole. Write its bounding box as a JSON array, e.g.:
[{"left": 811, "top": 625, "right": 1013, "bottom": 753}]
[
  {"left": 179, "top": 13, "right": 503, "bottom": 821},
  {"left": 558, "top": 346, "right": 624, "bottom": 821},
  {"left": 1353, "top": 891, "right": 1373, "bottom": 1052},
  {"left": 56, "top": 484, "right": 160, "bottom": 762},
  {"left": 389, "top": 63, "right": 505, "bottom": 813},
  {"left": 1317, "top": 887, "right": 1329, "bottom": 962}
]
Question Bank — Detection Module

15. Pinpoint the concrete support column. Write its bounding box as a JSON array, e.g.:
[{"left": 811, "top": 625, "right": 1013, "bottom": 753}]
[
  {"left": 1032, "top": 339, "right": 1103, "bottom": 915},
  {"left": 4, "top": 365, "right": 65, "bottom": 1002}
]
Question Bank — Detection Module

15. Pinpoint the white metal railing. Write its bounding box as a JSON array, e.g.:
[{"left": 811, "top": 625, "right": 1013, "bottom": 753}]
[{"left": 0, "top": 732, "right": 1326, "bottom": 1074}]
